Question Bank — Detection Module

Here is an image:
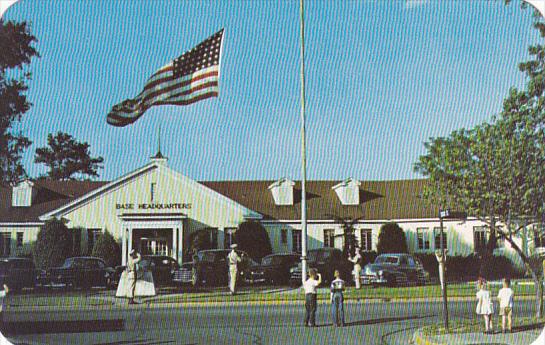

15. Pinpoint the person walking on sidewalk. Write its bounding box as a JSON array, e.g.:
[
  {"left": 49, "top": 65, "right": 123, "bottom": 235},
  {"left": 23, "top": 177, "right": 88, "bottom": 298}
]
[
  {"left": 497, "top": 278, "right": 514, "bottom": 333},
  {"left": 348, "top": 247, "right": 362, "bottom": 289},
  {"left": 127, "top": 249, "right": 142, "bottom": 305},
  {"left": 0, "top": 284, "right": 9, "bottom": 330},
  {"left": 476, "top": 278, "right": 494, "bottom": 334},
  {"left": 330, "top": 270, "right": 346, "bottom": 327},
  {"left": 303, "top": 268, "right": 322, "bottom": 327},
  {"left": 228, "top": 244, "right": 242, "bottom": 295}
]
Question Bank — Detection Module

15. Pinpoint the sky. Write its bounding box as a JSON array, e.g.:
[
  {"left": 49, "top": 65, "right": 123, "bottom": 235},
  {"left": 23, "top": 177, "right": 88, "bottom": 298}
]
[{"left": 2, "top": 0, "right": 542, "bottom": 182}]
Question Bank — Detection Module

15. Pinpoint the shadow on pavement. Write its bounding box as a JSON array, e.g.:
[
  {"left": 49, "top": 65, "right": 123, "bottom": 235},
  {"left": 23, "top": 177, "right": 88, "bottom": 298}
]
[
  {"left": 93, "top": 340, "right": 179, "bottom": 345},
  {"left": 1, "top": 319, "right": 124, "bottom": 335},
  {"left": 347, "top": 314, "right": 433, "bottom": 327}
]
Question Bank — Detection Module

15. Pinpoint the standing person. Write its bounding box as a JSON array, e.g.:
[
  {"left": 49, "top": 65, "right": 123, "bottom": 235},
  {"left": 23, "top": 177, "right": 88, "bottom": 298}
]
[
  {"left": 497, "top": 278, "right": 514, "bottom": 333},
  {"left": 228, "top": 244, "right": 242, "bottom": 295},
  {"left": 348, "top": 247, "right": 362, "bottom": 289},
  {"left": 476, "top": 278, "right": 494, "bottom": 334},
  {"left": 330, "top": 270, "right": 346, "bottom": 327},
  {"left": 127, "top": 249, "right": 142, "bottom": 305},
  {"left": 0, "top": 284, "right": 9, "bottom": 331},
  {"left": 303, "top": 268, "right": 322, "bottom": 327}
]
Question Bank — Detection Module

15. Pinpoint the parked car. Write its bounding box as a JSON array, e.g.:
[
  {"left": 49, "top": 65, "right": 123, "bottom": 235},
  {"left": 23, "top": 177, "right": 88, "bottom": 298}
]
[
  {"left": 191, "top": 249, "right": 255, "bottom": 287},
  {"left": 113, "top": 255, "right": 180, "bottom": 287},
  {"left": 288, "top": 248, "right": 352, "bottom": 286},
  {"left": 362, "top": 253, "right": 429, "bottom": 287},
  {"left": 40, "top": 256, "right": 114, "bottom": 289},
  {"left": 247, "top": 253, "right": 300, "bottom": 285},
  {"left": 0, "top": 257, "right": 38, "bottom": 292}
]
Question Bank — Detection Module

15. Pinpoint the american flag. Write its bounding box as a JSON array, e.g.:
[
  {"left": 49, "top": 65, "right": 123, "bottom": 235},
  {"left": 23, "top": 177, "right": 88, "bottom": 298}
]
[{"left": 107, "top": 29, "right": 224, "bottom": 127}]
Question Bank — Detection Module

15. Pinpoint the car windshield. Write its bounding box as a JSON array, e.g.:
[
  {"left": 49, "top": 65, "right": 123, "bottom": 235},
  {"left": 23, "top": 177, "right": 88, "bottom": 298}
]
[
  {"left": 375, "top": 256, "right": 399, "bottom": 264},
  {"left": 61, "top": 258, "right": 75, "bottom": 268},
  {"left": 261, "top": 256, "right": 283, "bottom": 265},
  {"left": 199, "top": 252, "right": 219, "bottom": 263}
]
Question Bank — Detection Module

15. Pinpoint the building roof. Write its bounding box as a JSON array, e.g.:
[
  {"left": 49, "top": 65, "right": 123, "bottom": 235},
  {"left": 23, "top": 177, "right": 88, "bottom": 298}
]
[
  {"left": 0, "top": 180, "right": 108, "bottom": 223},
  {"left": 202, "top": 179, "right": 434, "bottom": 221},
  {"left": 0, "top": 177, "right": 434, "bottom": 224}
]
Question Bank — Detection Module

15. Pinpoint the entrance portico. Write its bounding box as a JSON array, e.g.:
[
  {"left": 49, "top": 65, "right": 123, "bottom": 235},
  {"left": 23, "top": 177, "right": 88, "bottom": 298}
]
[{"left": 120, "top": 213, "right": 186, "bottom": 265}]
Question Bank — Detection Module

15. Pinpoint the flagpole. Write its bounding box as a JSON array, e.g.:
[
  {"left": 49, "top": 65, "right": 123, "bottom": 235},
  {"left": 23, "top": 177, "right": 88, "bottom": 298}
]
[{"left": 299, "top": 0, "right": 308, "bottom": 285}]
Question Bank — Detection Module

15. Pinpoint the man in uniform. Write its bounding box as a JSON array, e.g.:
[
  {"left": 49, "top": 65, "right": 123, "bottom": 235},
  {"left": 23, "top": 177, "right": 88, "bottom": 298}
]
[
  {"left": 228, "top": 244, "right": 242, "bottom": 295},
  {"left": 348, "top": 246, "right": 362, "bottom": 289},
  {"left": 127, "top": 249, "right": 141, "bottom": 304}
]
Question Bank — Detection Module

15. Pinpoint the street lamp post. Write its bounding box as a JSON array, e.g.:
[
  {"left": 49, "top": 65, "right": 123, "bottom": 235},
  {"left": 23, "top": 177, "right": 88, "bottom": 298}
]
[{"left": 437, "top": 208, "right": 450, "bottom": 330}]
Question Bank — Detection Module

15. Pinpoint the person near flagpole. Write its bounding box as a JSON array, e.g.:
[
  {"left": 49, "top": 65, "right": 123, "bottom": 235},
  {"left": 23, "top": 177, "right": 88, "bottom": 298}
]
[
  {"left": 228, "top": 244, "right": 243, "bottom": 295},
  {"left": 348, "top": 246, "right": 362, "bottom": 289}
]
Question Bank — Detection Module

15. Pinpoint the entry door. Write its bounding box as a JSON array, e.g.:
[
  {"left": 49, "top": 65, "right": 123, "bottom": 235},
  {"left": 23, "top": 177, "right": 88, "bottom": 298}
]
[{"left": 141, "top": 237, "right": 169, "bottom": 256}]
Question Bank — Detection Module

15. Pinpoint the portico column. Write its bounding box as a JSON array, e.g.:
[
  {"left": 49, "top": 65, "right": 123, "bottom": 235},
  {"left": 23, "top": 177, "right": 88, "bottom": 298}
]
[
  {"left": 172, "top": 226, "right": 178, "bottom": 262},
  {"left": 121, "top": 225, "right": 127, "bottom": 265},
  {"left": 128, "top": 226, "right": 133, "bottom": 258}
]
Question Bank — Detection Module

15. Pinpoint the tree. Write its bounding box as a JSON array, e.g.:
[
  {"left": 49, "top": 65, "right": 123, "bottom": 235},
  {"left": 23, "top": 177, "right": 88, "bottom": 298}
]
[
  {"left": 33, "top": 219, "right": 73, "bottom": 269},
  {"left": 186, "top": 229, "right": 215, "bottom": 258},
  {"left": 234, "top": 221, "right": 272, "bottom": 261},
  {"left": 327, "top": 215, "right": 361, "bottom": 257},
  {"left": 34, "top": 131, "right": 104, "bottom": 180},
  {"left": 376, "top": 223, "right": 408, "bottom": 254},
  {"left": 0, "top": 20, "right": 39, "bottom": 183},
  {"left": 91, "top": 230, "right": 121, "bottom": 268}
]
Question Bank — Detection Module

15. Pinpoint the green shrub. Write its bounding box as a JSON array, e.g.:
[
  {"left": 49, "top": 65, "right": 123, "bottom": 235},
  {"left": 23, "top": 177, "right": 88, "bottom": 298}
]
[
  {"left": 376, "top": 222, "right": 408, "bottom": 254},
  {"left": 33, "top": 219, "right": 73, "bottom": 269},
  {"left": 235, "top": 221, "right": 272, "bottom": 261},
  {"left": 91, "top": 230, "right": 121, "bottom": 267},
  {"left": 479, "top": 255, "right": 521, "bottom": 281},
  {"left": 360, "top": 251, "right": 378, "bottom": 266}
]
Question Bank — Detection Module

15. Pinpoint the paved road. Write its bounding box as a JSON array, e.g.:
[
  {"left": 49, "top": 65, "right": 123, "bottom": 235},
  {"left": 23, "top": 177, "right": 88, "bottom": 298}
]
[{"left": 5, "top": 300, "right": 542, "bottom": 345}]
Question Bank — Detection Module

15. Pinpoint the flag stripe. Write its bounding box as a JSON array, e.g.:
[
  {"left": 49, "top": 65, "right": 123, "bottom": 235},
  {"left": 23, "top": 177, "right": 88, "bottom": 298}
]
[{"left": 141, "top": 75, "right": 218, "bottom": 105}]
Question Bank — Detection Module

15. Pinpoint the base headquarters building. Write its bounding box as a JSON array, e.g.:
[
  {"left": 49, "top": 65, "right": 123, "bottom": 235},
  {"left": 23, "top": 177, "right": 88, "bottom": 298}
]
[{"left": 1, "top": 153, "right": 544, "bottom": 267}]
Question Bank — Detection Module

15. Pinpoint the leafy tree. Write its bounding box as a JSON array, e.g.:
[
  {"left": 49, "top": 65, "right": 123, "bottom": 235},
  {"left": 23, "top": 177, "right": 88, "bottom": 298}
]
[
  {"left": 186, "top": 229, "right": 215, "bottom": 258},
  {"left": 234, "top": 221, "right": 272, "bottom": 261},
  {"left": 33, "top": 219, "right": 73, "bottom": 269},
  {"left": 327, "top": 215, "right": 361, "bottom": 257},
  {"left": 376, "top": 223, "right": 408, "bottom": 254},
  {"left": 91, "top": 230, "right": 121, "bottom": 267},
  {"left": 34, "top": 131, "right": 104, "bottom": 180},
  {"left": 0, "top": 20, "right": 39, "bottom": 183}
]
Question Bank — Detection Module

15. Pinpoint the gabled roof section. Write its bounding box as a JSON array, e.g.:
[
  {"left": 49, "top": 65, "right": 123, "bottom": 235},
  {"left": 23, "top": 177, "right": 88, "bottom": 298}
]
[{"left": 39, "top": 163, "right": 159, "bottom": 220}]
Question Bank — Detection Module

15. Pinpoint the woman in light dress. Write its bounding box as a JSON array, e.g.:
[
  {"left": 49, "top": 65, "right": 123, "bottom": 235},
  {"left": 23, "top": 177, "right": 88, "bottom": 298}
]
[
  {"left": 475, "top": 278, "right": 494, "bottom": 334},
  {"left": 116, "top": 250, "right": 156, "bottom": 303}
]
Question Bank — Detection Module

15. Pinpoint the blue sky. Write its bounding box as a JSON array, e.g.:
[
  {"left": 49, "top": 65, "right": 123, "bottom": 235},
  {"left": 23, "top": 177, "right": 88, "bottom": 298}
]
[{"left": 3, "top": 0, "right": 541, "bottom": 182}]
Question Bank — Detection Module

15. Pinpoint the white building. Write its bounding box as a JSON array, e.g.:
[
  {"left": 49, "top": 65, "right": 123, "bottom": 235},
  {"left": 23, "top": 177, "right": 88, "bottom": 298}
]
[{"left": 1, "top": 154, "right": 543, "bottom": 267}]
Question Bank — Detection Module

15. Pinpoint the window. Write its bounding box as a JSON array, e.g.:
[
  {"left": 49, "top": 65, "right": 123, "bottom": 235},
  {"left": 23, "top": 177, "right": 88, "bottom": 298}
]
[
  {"left": 0, "top": 233, "right": 11, "bottom": 256},
  {"left": 16, "top": 232, "right": 23, "bottom": 248},
  {"left": 223, "top": 228, "right": 237, "bottom": 248},
  {"left": 534, "top": 224, "right": 545, "bottom": 248},
  {"left": 474, "top": 226, "right": 488, "bottom": 253},
  {"left": 434, "top": 227, "right": 447, "bottom": 250},
  {"left": 292, "top": 229, "right": 302, "bottom": 253},
  {"left": 323, "top": 229, "right": 335, "bottom": 247},
  {"left": 87, "top": 228, "right": 102, "bottom": 253},
  {"left": 360, "top": 229, "right": 372, "bottom": 252},
  {"left": 281, "top": 229, "right": 288, "bottom": 245},
  {"left": 416, "top": 228, "right": 430, "bottom": 251}
]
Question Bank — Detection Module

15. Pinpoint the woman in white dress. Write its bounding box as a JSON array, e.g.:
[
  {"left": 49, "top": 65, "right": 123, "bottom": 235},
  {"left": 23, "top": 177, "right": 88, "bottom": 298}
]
[
  {"left": 116, "top": 250, "right": 156, "bottom": 303},
  {"left": 476, "top": 278, "right": 494, "bottom": 334}
]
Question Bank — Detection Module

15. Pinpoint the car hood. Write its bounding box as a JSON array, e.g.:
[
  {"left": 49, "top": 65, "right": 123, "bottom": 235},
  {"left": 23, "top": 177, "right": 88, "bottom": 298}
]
[{"left": 365, "top": 263, "right": 400, "bottom": 272}]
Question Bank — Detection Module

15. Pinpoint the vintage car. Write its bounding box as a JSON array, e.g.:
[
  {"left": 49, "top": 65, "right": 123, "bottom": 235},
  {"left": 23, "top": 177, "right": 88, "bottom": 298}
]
[
  {"left": 288, "top": 248, "right": 352, "bottom": 286},
  {"left": 40, "top": 256, "right": 114, "bottom": 289},
  {"left": 191, "top": 249, "right": 256, "bottom": 287},
  {"left": 172, "top": 261, "right": 194, "bottom": 286},
  {"left": 0, "top": 257, "right": 38, "bottom": 292},
  {"left": 247, "top": 253, "right": 300, "bottom": 285},
  {"left": 113, "top": 255, "right": 180, "bottom": 287},
  {"left": 362, "top": 253, "right": 429, "bottom": 287}
]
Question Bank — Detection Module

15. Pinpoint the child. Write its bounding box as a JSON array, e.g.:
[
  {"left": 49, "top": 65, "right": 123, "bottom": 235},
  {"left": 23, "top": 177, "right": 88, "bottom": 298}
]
[
  {"left": 303, "top": 268, "right": 321, "bottom": 327},
  {"left": 0, "top": 284, "right": 9, "bottom": 330},
  {"left": 476, "top": 278, "right": 494, "bottom": 334},
  {"left": 330, "top": 269, "right": 346, "bottom": 327},
  {"left": 497, "top": 278, "right": 514, "bottom": 333}
]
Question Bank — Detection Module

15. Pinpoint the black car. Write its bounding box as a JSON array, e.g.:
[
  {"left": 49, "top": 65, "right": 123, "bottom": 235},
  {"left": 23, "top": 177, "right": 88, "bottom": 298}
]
[
  {"left": 0, "top": 258, "right": 37, "bottom": 292},
  {"left": 247, "top": 253, "right": 300, "bottom": 285},
  {"left": 362, "top": 253, "right": 429, "bottom": 287},
  {"left": 172, "top": 261, "right": 194, "bottom": 286},
  {"left": 42, "top": 256, "right": 114, "bottom": 289},
  {"left": 113, "top": 255, "right": 180, "bottom": 287},
  {"left": 191, "top": 249, "right": 254, "bottom": 287},
  {"left": 289, "top": 248, "right": 352, "bottom": 285}
]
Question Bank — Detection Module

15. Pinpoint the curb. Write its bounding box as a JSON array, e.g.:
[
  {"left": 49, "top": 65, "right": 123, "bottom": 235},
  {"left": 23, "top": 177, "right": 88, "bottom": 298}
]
[{"left": 412, "top": 329, "right": 445, "bottom": 345}]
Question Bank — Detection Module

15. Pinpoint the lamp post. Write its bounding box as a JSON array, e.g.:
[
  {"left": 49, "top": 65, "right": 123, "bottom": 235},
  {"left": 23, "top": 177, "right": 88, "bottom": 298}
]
[{"left": 436, "top": 208, "right": 450, "bottom": 330}]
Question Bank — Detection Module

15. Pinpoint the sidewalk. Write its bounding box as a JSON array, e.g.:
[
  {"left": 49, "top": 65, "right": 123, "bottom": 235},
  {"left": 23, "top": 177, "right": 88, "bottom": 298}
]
[{"left": 410, "top": 327, "right": 544, "bottom": 345}]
